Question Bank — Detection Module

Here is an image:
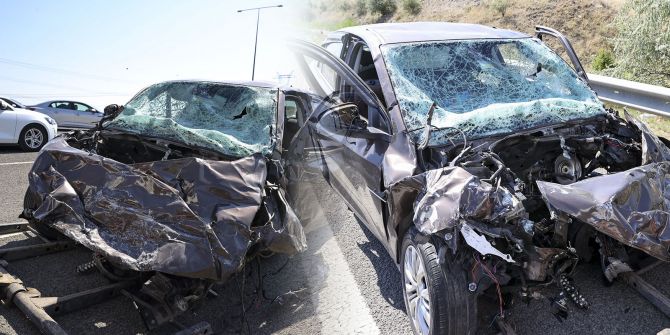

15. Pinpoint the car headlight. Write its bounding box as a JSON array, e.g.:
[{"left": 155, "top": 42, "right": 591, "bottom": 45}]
[{"left": 44, "top": 116, "right": 56, "bottom": 125}]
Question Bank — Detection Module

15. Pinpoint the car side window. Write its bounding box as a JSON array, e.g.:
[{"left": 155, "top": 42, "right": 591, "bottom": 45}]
[
  {"left": 297, "top": 53, "right": 389, "bottom": 133},
  {"left": 55, "top": 102, "right": 72, "bottom": 110},
  {"left": 348, "top": 42, "right": 386, "bottom": 106},
  {"left": 74, "top": 103, "right": 91, "bottom": 112},
  {"left": 324, "top": 42, "right": 344, "bottom": 59},
  {"left": 282, "top": 96, "right": 308, "bottom": 151},
  {"left": 285, "top": 100, "right": 298, "bottom": 120}
]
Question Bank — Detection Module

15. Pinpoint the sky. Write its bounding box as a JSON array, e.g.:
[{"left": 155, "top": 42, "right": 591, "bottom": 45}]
[{"left": 1, "top": 0, "right": 307, "bottom": 109}]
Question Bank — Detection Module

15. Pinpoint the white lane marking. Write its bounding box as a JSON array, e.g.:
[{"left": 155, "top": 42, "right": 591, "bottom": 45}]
[
  {"left": 301, "top": 185, "right": 381, "bottom": 335},
  {"left": 0, "top": 161, "right": 33, "bottom": 166}
]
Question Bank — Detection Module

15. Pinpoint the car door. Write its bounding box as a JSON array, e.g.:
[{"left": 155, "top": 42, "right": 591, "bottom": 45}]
[
  {"left": 72, "top": 102, "right": 101, "bottom": 128},
  {"left": 535, "top": 26, "right": 589, "bottom": 82},
  {"left": 43, "top": 101, "right": 75, "bottom": 127},
  {"left": 0, "top": 105, "right": 17, "bottom": 143},
  {"left": 289, "top": 40, "right": 392, "bottom": 242}
]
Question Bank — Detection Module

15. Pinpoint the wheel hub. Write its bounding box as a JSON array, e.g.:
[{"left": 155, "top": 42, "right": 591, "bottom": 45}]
[
  {"left": 24, "top": 128, "right": 43, "bottom": 149},
  {"left": 404, "top": 245, "right": 431, "bottom": 335}
]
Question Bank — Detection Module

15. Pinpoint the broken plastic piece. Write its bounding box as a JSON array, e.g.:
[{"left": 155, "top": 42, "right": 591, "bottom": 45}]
[{"left": 460, "top": 223, "right": 515, "bottom": 263}]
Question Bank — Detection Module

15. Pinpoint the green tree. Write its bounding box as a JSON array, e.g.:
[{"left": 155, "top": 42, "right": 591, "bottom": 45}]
[
  {"left": 402, "top": 0, "right": 421, "bottom": 15},
  {"left": 592, "top": 49, "right": 615, "bottom": 71},
  {"left": 355, "top": 0, "right": 368, "bottom": 16},
  {"left": 489, "top": 0, "right": 510, "bottom": 18},
  {"left": 368, "top": 0, "right": 397, "bottom": 16},
  {"left": 611, "top": 0, "right": 670, "bottom": 87}
]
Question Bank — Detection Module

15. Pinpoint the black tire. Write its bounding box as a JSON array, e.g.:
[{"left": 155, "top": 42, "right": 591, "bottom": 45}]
[
  {"left": 401, "top": 227, "right": 477, "bottom": 335},
  {"left": 18, "top": 124, "right": 48, "bottom": 152}
]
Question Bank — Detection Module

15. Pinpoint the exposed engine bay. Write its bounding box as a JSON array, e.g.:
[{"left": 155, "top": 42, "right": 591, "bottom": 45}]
[{"left": 395, "top": 109, "right": 670, "bottom": 320}]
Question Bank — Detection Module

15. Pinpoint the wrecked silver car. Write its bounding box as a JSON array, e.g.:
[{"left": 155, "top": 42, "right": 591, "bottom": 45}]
[
  {"left": 19, "top": 80, "right": 311, "bottom": 332},
  {"left": 290, "top": 22, "right": 670, "bottom": 334}
]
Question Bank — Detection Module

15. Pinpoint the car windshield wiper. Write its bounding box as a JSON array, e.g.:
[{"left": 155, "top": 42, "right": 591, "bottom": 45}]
[{"left": 418, "top": 102, "right": 437, "bottom": 150}]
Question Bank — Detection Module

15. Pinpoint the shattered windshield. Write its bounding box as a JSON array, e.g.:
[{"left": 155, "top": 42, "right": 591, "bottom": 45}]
[
  {"left": 106, "top": 81, "right": 277, "bottom": 157},
  {"left": 381, "top": 38, "right": 605, "bottom": 144}
]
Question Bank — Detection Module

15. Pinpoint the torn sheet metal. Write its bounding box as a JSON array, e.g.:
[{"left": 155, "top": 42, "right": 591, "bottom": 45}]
[
  {"left": 538, "top": 162, "right": 670, "bottom": 261},
  {"left": 23, "top": 137, "right": 306, "bottom": 281},
  {"left": 625, "top": 112, "right": 670, "bottom": 164},
  {"left": 411, "top": 166, "right": 525, "bottom": 234}
]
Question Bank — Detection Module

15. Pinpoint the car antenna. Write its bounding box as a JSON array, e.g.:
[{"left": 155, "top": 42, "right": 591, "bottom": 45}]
[{"left": 418, "top": 102, "right": 437, "bottom": 150}]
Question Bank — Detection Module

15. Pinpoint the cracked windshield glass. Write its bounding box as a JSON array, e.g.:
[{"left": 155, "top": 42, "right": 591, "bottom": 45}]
[
  {"left": 106, "top": 81, "right": 277, "bottom": 157},
  {"left": 382, "top": 38, "right": 605, "bottom": 145}
]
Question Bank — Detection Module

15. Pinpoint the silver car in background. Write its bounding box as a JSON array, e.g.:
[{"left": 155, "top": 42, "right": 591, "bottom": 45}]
[{"left": 31, "top": 100, "right": 102, "bottom": 129}]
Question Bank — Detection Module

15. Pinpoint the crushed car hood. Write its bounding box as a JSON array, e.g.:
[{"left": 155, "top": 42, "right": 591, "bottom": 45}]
[
  {"left": 538, "top": 162, "right": 670, "bottom": 261},
  {"left": 23, "top": 137, "right": 306, "bottom": 281}
]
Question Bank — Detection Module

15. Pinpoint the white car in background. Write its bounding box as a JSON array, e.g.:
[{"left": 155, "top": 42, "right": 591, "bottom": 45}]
[{"left": 0, "top": 99, "right": 57, "bottom": 151}]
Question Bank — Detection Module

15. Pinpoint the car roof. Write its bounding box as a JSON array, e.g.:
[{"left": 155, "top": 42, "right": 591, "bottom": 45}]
[
  {"left": 153, "top": 79, "right": 280, "bottom": 89},
  {"left": 337, "top": 22, "right": 530, "bottom": 45},
  {"left": 135, "top": 80, "right": 313, "bottom": 96}
]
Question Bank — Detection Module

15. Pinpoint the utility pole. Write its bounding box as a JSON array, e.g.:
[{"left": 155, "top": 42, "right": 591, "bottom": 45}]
[{"left": 237, "top": 4, "right": 283, "bottom": 81}]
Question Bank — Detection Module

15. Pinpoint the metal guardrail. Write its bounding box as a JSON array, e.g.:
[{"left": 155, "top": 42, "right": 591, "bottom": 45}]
[{"left": 588, "top": 73, "right": 670, "bottom": 117}]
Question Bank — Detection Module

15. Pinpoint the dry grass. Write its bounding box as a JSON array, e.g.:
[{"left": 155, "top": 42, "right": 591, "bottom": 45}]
[{"left": 318, "top": 0, "right": 620, "bottom": 70}]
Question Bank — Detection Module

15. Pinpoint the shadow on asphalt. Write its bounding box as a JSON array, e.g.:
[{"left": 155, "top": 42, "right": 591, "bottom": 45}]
[
  {"left": 0, "top": 145, "right": 25, "bottom": 154},
  {"left": 354, "top": 217, "right": 406, "bottom": 312}
]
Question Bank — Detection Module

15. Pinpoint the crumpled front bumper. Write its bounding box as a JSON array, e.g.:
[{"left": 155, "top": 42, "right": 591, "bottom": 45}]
[
  {"left": 538, "top": 162, "right": 670, "bottom": 261},
  {"left": 22, "top": 137, "right": 306, "bottom": 281}
]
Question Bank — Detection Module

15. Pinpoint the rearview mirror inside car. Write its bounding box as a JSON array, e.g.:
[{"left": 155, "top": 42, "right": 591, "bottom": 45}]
[{"left": 0, "top": 100, "right": 9, "bottom": 111}]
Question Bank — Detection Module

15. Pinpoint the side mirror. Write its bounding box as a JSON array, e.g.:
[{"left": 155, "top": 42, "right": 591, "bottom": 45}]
[
  {"left": 327, "top": 103, "right": 365, "bottom": 130},
  {"left": 96, "top": 104, "right": 124, "bottom": 129},
  {"left": 103, "top": 104, "right": 124, "bottom": 118},
  {"left": 319, "top": 103, "right": 391, "bottom": 143}
]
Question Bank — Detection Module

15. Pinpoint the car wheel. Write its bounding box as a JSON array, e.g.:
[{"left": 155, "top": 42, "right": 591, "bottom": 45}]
[
  {"left": 18, "top": 124, "right": 47, "bottom": 152},
  {"left": 401, "top": 227, "right": 477, "bottom": 335}
]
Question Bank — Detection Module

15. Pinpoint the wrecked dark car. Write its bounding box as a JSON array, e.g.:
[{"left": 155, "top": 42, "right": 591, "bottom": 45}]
[
  {"left": 19, "top": 80, "right": 312, "bottom": 331},
  {"left": 290, "top": 22, "right": 670, "bottom": 335}
]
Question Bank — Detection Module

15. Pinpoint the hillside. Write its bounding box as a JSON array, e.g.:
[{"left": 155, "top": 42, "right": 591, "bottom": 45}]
[{"left": 307, "top": 0, "right": 621, "bottom": 72}]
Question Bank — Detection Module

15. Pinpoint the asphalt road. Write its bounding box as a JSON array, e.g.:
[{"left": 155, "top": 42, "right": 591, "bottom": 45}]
[{"left": 0, "top": 144, "right": 669, "bottom": 334}]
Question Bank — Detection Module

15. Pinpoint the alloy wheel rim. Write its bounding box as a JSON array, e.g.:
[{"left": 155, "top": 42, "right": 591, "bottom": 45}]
[
  {"left": 404, "top": 245, "right": 431, "bottom": 335},
  {"left": 24, "top": 128, "right": 43, "bottom": 149}
]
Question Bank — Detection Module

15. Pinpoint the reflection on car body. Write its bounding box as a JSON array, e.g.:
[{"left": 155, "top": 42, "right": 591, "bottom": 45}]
[
  {"left": 292, "top": 22, "right": 670, "bottom": 335},
  {"left": 21, "top": 80, "right": 316, "bottom": 330},
  {"left": 31, "top": 99, "right": 103, "bottom": 129}
]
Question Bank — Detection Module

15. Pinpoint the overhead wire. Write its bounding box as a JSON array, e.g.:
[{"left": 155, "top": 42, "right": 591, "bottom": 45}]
[{"left": 0, "top": 57, "right": 140, "bottom": 84}]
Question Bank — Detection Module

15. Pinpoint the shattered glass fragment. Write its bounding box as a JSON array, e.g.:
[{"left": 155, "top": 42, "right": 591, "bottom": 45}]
[{"left": 106, "top": 81, "right": 277, "bottom": 157}]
